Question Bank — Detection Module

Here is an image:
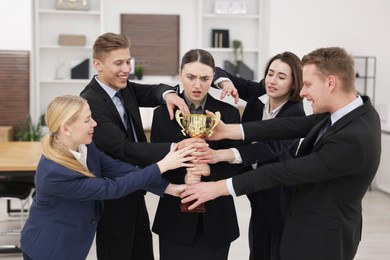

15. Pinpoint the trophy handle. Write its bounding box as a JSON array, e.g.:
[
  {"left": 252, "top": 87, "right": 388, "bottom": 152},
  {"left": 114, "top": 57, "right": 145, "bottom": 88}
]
[
  {"left": 208, "top": 111, "right": 221, "bottom": 137},
  {"left": 175, "top": 110, "right": 187, "bottom": 136}
]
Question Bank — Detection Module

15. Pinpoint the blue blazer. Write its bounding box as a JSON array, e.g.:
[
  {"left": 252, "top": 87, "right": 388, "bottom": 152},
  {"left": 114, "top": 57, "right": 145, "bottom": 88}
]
[{"left": 20, "top": 142, "right": 168, "bottom": 260}]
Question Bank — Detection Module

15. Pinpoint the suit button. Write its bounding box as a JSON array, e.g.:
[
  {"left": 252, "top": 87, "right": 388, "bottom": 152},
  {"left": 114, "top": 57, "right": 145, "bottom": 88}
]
[{"left": 91, "top": 219, "right": 97, "bottom": 224}]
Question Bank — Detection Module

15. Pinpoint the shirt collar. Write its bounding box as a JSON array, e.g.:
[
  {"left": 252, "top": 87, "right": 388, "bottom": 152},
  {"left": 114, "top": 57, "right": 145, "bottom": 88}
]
[
  {"left": 330, "top": 95, "right": 364, "bottom": 125},
  {"left": 95, "top": 75, "right": 117, "bottom": 100},
  {"left": 69, "top": 144, "right": 88, "bottom": 168},
  {"left": 183, "top": 92, "right": 207, "bottom": 114},
  {"left": 258, "top": 94, "right": 287, "bottom": 120}
]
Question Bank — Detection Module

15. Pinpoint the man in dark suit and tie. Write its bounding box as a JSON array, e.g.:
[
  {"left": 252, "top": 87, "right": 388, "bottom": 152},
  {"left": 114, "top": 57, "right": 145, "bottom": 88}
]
[
  {"left": 80, "top": 33, "right": 205, "bottom": 260},
  {"left": 181, "top": 47, "right": 381, "bottom": 260}
]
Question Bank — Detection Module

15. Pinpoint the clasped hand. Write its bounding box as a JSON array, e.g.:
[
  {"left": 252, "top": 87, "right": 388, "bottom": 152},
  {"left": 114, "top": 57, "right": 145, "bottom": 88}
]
[
  {"left": 185, "top": 163, "right": 210, "bottom": 184},
  {"left": 180, "top": 180, "right": 229, "bottom": 210},
  {"left": 164, "top": 137, "right": 211, "bottom": 197}
]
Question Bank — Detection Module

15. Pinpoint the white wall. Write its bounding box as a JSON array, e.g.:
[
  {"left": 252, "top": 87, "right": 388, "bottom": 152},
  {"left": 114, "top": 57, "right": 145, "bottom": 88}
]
[
  {"left": 266, "top": 0, "right": 390, "bottom": 107},
  {"left": 0, "top": 0, "right": 31, "bottom": 50}
]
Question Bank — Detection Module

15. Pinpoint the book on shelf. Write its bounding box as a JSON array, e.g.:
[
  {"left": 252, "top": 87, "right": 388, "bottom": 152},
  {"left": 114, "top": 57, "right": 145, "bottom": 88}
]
[{"left": 211, "top": 29, "right": 229, "bottom": 48}]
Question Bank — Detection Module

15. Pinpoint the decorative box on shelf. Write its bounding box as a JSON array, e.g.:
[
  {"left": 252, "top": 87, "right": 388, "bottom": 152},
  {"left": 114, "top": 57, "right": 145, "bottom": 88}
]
[
  {"left": 214, "top": 1, "right": 247, "bottom": 15},
  {"left": 55, "top": 0, "right": 90, "bottom": 11},
  {"left": 58, "top": 34, "right": 86, "bottom": 46}
]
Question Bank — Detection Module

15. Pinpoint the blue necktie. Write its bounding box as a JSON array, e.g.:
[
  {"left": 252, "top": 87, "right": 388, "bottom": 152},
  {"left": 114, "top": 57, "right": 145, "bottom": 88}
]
[
  {"left": 315, "top": 118, "right": 331, "bottom": 145},
  {"left": 115, "top": 91, "right": 138, "bottom": 142}
]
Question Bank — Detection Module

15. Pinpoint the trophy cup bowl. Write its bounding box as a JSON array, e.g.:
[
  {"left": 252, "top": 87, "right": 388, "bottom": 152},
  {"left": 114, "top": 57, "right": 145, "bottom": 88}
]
[
  {"left": 175, "top": 110, "right": 221, "bottom": 213},
  {"left": 175, "top": 110, "right": 221, "bottom": 138}
]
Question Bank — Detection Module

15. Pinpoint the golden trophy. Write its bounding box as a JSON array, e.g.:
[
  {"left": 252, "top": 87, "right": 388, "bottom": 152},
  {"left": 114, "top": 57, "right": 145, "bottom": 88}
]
[{"left": 175, "top": 110, "right": 221, "bottom": 213}]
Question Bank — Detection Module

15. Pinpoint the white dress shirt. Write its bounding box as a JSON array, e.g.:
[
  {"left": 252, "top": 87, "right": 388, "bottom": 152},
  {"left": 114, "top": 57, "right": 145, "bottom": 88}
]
[
  {"left": 69, "top": 144, "right": 88, "bottom": 170},
  {"left": 230, "top": 94, "right": 286, "bottom": 163}
]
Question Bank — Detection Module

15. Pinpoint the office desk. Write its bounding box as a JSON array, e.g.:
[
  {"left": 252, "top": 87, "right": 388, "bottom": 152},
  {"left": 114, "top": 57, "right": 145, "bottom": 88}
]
[
  {"left": 0, "top": 141, "right": 41, "bottom": 253},
  {"left": 0, "top": 141, "right": 41, "bottom": 174}
]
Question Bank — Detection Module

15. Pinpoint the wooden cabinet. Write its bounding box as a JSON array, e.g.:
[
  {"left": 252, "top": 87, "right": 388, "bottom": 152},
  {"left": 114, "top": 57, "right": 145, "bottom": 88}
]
[{"left": 0, "top": 127, "right": 13, "bottom": 142}]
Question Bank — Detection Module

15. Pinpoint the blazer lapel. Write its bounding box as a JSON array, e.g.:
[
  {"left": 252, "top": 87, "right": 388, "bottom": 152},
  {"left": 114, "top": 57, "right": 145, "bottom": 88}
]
[
  {"left": 327, "top": 97, "right": 371, "bottom": 134},
  {"left": 204, "top": 93, "right": 220, "bottom": 112},
  {"left": 297, "top": 97, "right": 372, "bottom": 156},
  {"left": 90, "top": 77, "right": 124, "bottom": 129},
  {"left": 85, "top": 144, "right": 101, "bottom": 177},
  {"left": 297, "top": 115, "right": 331, "bottom": 156},
  {"left": 121, "top": 86, "right": 147, "bottom": 142}
]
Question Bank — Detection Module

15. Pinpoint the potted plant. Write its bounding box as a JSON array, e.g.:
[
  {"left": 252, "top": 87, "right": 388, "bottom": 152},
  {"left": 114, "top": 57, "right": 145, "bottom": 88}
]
[
  {"left": 16, "top": 114, "right": 43, "bottom": 141},
  {"left": 135, "top": 64, "right": 144, "bottom": 80},
  {"left": 226, "top": 39, "right": 254, "bottom": 80},
  {"left": 232, "top": 39, "right": 243, "bottom": 67}
]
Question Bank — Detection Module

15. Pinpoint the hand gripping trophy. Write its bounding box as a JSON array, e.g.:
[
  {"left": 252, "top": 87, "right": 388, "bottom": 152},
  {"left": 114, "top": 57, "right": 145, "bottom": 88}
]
[{"left": 175, "top": 110, "right": 221, "bottom": 212}]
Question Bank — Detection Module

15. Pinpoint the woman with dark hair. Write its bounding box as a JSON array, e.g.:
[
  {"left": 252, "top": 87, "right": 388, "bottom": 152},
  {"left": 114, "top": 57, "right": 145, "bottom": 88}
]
[
  {"left": 208, "top": 52, "right": 306, "bottom": 260},
  {"left": 150, "top": 49, "right": 241, "bottom": 260}
]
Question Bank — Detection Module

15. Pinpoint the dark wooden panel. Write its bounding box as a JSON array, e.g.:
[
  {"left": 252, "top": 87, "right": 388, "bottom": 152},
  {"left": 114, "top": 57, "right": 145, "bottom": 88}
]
[
  {"left": 0, "top": 51, "right": 30, "bottom": 140},
  {"left": 121, "top": 14, "right": 180, "bottom": 76}
]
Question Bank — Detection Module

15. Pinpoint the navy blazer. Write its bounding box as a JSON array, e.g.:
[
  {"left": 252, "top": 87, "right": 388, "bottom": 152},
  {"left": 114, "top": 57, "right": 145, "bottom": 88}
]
[
  {"left": 151, "top": 92, "right": 241, "bottom": 247},
  {"left": 233, "top": 97, "right": 381, "bottom": 260},
  {"left": 20, "top": 142, "right": 168, "bottom": 260}
]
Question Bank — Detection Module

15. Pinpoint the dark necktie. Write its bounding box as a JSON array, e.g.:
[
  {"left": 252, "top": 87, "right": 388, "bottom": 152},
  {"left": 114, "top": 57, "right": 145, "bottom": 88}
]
[
  {"left": 190, "top": 104, "right": 203, "bottom": 114},
  {"left": 115, "top": 91, "right": 138, "bottom": 142},
  {"left": 315, "top": 118, "right": 331, "bottom": 145}
]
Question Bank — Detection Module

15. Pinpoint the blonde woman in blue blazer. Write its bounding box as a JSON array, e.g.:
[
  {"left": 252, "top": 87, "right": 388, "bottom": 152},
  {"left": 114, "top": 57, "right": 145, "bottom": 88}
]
[{"left": 20, "top": 95, "right": 195, "bottom": 260}]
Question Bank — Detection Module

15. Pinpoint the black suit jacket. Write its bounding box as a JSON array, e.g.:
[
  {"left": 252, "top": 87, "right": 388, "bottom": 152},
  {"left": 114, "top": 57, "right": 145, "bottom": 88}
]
[
  {"left": 215, "top": 67, "right": 306, "bottom": 232},
  {"left": 215, "top": 67, "right": 305, "bottom": 167},
  {"left": 232, "top": 96, "right": 381, "bottom": 260},
  {"left": 151, "top": 92, "right": 241, "bottom": 247},
  {"left": 80, "top": 76, "right": 176, "bottom": 238},
  {"left": 80, "top": 76, "right": 173, "bottom": 167}
]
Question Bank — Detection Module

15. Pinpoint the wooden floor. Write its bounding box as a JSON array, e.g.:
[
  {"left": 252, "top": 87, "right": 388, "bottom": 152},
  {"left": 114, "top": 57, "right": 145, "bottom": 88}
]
[{"left": 1, "top": 189, "right": 389, "bottom": 259}]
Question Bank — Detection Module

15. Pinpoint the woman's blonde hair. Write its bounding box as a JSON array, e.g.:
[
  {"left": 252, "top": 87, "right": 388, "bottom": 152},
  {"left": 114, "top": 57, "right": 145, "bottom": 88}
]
[{"left": 42, "top": 95, "right": 95, "bottom": 177}]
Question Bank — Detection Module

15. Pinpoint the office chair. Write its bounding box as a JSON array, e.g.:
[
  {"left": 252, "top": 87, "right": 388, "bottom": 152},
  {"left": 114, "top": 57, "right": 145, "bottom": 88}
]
[{"left": 0, "top": 182, "right": 34, "bottom": 253}]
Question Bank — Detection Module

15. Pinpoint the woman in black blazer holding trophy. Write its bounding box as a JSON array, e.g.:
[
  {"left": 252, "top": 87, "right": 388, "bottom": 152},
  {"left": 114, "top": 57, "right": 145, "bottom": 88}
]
[{"left": 150, "top": 49, "right": 241, "bottom": 260}]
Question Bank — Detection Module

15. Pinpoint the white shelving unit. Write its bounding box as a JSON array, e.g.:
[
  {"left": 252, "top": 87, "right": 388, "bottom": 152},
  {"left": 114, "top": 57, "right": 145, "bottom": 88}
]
[
  {"left": 31, "top": 0, "right": 104, "bottom": 120},
  {"left": 31, "top": 0, "right": 266, "bottom": 123},
  {"left": 198, "top": 0, "right": 262, "bottom": 80},
  {"left": 353, "top": 56, "right": 376, "bottom": 105}
]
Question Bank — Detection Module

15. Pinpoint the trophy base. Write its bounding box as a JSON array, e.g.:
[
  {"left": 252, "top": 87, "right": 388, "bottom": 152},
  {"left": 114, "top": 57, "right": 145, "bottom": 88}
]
[{"left": 180, "top": 201, "right": 206, "bottom": 213}]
